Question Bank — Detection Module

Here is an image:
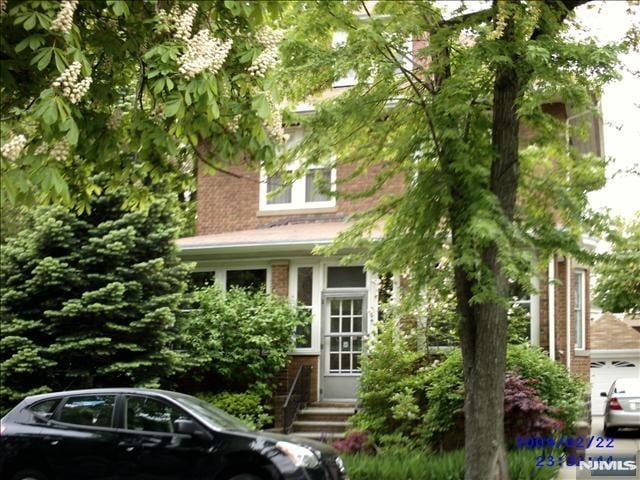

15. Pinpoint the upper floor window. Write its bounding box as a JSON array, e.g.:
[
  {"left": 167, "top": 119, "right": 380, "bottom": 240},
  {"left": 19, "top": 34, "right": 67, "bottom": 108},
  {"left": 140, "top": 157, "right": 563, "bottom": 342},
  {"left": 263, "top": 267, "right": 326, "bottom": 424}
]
[{"left": 260, "top": 129, "right": 336, "bottom": 212}]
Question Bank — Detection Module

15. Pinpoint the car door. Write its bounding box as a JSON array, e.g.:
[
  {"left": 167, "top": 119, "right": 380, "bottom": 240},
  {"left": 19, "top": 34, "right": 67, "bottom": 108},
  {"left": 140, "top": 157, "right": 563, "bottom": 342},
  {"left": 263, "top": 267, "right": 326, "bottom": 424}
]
[
  {"left": 116, "top": 394, "right": 217, "bottom": 480},
  {"left": 39, "top": 394, "right": 119, "bottom": 480}
]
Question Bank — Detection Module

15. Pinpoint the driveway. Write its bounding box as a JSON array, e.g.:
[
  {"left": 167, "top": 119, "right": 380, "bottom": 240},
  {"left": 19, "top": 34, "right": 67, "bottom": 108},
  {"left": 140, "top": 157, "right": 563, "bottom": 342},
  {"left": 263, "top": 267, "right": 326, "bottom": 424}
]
[{"left": 555, "top": 416, "right": 639, "bottom": 479}]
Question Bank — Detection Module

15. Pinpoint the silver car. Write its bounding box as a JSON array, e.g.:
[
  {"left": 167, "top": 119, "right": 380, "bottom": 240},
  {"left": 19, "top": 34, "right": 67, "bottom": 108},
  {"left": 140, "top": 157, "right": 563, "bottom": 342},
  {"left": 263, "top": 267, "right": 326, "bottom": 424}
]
[{"left": 601, "top": 378, "right": 640, "bottom": 436}]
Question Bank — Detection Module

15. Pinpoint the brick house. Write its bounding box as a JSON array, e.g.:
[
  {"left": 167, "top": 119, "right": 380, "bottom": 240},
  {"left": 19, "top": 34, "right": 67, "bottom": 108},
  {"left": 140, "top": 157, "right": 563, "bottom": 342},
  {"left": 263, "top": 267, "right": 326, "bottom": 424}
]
[{"left": 177, "top": 38, "right": 603, "bottom": 410}]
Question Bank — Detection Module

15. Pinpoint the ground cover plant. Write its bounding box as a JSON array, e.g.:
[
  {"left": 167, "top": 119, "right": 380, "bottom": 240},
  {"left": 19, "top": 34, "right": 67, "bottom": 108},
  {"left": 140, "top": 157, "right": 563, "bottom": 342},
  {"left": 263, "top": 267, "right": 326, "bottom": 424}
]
[{"left": 342, "top": 448, "right": 559, "bottom": 480}]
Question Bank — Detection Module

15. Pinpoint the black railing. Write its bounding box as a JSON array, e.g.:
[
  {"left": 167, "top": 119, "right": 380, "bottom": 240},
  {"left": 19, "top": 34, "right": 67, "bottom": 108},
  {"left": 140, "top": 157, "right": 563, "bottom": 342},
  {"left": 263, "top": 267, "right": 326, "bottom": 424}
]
[{"left": 282, "top": 364, "right": 311, "bottom": 434}]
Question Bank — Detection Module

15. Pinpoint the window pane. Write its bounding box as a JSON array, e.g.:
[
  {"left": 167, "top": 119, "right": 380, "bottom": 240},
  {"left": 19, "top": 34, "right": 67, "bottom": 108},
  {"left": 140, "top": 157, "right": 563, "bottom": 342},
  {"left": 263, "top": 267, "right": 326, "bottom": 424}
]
[
  {"left": 330, "top": 354, "right": 339, "bottom": 371},
  {"left": 125, "top": 396, "right": 189, "bottom": 433},
  {"left": 59, "top": 395, "right": 115, "bottom": 428},
  {"left": 30, "top": 399, "right": 59, "bottom": 415},
  {"left": 327, "top": 266, "right": 366, "bottom": 288},
  {"left": 341, "top": 317, "right": 350, "bottom": 332},
  {"left": 190, "top": 271, "right": 216, "bottom": 288},
  {"left": 353, "top": 316, "right": 363, "bottom": 333},
  {"left": 226, "top": 269, "right": 266, "bottom": 292},
  {"left": 266, "top": 173, "right": 292, "bottom": 205},
  {"left": 331, "top": 317, "right": 340, "bottom": 332},
  {"left": 295, "top": 309, "right": 312, "bottom": 349},
  {"left": 574, "top": 271, "right": 584, "bottom": 348},
  {"left": 341, "top": 354, "right": 351, "bottom": 371},
  {"left": 297, "top": 267, "right": 313, "bottom": 306},
  {"left": 305, "top": 168, "right": 331, "bottom": 202},
  {"left": 330, "top": 337, "right": 340, "bottom": 352}
]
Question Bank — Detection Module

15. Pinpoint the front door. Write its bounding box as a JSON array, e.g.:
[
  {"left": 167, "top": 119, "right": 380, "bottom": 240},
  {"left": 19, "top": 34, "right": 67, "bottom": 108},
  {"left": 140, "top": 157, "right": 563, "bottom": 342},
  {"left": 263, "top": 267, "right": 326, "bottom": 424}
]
[{"left": 321, "top": 295, "right": 366, "bottom": 400}]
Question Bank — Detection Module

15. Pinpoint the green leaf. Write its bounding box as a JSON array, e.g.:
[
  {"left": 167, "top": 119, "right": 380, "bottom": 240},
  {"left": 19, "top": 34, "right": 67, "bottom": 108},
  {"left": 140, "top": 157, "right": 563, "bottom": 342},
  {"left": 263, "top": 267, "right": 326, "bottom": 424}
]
[
  {"left": 252, "top": 94, "right": 270, "bottom": 119},
  {"left": 64, "top": 118, "right": 79, "bottom": 145},
  {"left": 23, "top": 14, "right": 37, "bottom": 31},
  {"left": 36, "top": 48, "right": 53, "bottom": 71},
  {"left": 42, "top": 99, "right": 58, "bottom": 125},
  {"left": 164, "top": 95, "right": 183, "bottom": 118},
  {"left": 209, "top": 99, "right": 220, "bottom": 120},
  {"left": 15, "top": 37, "right": 32, "bottom": 53}
]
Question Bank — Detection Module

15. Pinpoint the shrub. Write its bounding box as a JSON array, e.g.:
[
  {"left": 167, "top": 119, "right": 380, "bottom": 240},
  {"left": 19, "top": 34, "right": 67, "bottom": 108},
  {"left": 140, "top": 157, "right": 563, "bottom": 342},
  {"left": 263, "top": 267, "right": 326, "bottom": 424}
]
[
  {"left": 195, "top": 391, "right": 271, "bottom": 430},
  {"left": 422, "top": 345, "right": 585, "bottom": 446},
  {"left": 503, "top": 373, "right": 564, "bottom": 440},
  {"left": 179, "top": 285, "right": 307, "bottom": 397},
  {"left": 342, "top": 448, "right": 559, "bottom": 480},
  {"left": 349, "top": 318, "right": 427, "bottom": 446}
]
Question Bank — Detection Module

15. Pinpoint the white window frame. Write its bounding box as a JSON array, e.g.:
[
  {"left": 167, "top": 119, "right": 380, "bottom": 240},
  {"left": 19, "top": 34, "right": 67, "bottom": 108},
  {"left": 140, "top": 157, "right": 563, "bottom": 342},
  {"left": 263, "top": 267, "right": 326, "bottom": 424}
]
[
  {"left": 289, "top": 263, "right": 322, "bottom": 354},
  {"left": 574, "top": 269, "right": 586, "bottom": 351},
  {"left": 259, "top": 166, "right": 336, "bottom": 212},
  {"left": 216, "top": 265, "right": 272, "bottom": 292}
]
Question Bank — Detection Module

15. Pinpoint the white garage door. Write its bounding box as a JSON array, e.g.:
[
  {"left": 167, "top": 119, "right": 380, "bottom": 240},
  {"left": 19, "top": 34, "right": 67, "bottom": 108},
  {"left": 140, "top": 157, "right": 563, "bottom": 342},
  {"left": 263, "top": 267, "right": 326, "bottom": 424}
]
[{"left": 590, "top": 359, "right": 640, "bottom": 415}]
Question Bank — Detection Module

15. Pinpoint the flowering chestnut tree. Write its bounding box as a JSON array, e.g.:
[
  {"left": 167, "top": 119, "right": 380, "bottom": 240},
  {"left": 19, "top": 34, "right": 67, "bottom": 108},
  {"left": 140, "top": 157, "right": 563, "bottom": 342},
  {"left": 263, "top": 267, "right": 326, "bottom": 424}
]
[{"left": 0, "top": 0, "right": 288, "bottom": 210}]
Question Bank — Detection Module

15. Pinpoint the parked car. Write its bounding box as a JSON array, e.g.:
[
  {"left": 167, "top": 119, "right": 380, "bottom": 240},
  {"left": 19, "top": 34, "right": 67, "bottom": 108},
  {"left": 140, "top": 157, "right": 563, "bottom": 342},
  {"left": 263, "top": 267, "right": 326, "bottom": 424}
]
[
  {"left": 601, "top": 378, "right": 640, "bottom": 436},
  {"left": 0, "top": 388, "right": 347, "bottom": 480}
]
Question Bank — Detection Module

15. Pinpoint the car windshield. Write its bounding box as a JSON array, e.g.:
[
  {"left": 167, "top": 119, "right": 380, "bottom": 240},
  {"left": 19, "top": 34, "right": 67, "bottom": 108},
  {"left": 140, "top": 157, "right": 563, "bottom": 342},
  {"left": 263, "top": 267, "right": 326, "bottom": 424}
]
[
  {"left": 615, "top": 380, "right": 640, "bottom": 396},
  {"left": 173, "top": 394, "right": 251, "bottom": 431}
]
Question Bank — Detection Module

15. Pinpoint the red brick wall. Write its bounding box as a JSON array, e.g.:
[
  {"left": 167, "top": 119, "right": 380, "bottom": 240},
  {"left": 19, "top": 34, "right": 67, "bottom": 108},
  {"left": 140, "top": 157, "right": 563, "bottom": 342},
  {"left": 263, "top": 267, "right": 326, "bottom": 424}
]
[
  {"left": 271, "top": 262, "right": 289, "bottom": 297},
  {"left": 536, "top": 256, "right": 590, "bottom": 381},
  {"left": 195, "top": 161, "right": 404, "bottom": 235}
]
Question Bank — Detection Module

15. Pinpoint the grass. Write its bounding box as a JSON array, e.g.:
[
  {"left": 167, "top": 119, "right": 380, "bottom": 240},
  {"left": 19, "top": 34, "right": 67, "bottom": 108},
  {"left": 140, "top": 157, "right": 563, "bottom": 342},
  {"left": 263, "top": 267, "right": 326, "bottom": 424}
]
[{"left": 343, "top": 448, "right": 559, "bottom": 480}]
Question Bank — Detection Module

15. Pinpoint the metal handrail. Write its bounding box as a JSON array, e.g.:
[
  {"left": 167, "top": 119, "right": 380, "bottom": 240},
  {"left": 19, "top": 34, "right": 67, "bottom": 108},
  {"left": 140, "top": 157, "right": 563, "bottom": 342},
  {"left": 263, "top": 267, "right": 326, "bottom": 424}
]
[{"left": 282, "top": 364, "right": 311, "bottom": 434}]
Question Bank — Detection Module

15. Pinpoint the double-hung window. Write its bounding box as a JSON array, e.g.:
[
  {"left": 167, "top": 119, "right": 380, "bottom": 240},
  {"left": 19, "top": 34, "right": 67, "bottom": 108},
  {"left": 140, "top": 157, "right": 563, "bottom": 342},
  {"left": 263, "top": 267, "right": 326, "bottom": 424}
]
[
  {"left": 574, "top": 269, "right": 586, "bottom": 350},
  {"left": 260, "top": 129, "right": 336, "bottom": 211}
]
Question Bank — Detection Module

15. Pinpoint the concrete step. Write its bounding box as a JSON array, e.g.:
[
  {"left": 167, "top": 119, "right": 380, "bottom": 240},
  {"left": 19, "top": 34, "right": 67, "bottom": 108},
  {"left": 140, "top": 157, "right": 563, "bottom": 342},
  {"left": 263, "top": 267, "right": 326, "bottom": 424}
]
[
  {"left": 290, "top": 431, "right": 347, "bottom": 442},
  {"left": 291, "top": 420, "right": 349, "bottom": 433},
  {"left": 310, "top": 401, "right": 357, "bottom": 408},
  {"left": 297, "top": 407, "right": 355, "bottom": 422}
]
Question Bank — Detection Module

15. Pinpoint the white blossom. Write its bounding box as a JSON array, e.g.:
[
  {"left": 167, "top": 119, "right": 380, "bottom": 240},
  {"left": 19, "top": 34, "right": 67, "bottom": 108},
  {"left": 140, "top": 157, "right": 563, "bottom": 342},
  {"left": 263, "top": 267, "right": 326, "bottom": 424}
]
[
  {"left": 49, "top": 140, "right": 70, "bottom": 162},
  {"left": 227, "top": 114, "right": 241, "bottom": 133},
  {"left": 248, "top": 26, "right": 284, "bottom": 77},
  {"left": 174, "top": 3, "right": 198, "bottom": 42},
  {"left": 52, "top": 61, "right": 92, "bottom": 104},
  {"left": 264, "top": 93, "right": 286, "bottom": 142},
  {"left": 178, "top": 29, "right": 233, "bottom": 78},
  {"left": 34, "top": 143, "right": 49, "bottom": 155},
  {"left": 1, "top": 134, "right": 27, "bottom": 161},
  {"left": 50, "top": 0, "right": 79, "bottom": 35},
  {"left": 107, "top": 109, "right": 123, "bottom": 130}
]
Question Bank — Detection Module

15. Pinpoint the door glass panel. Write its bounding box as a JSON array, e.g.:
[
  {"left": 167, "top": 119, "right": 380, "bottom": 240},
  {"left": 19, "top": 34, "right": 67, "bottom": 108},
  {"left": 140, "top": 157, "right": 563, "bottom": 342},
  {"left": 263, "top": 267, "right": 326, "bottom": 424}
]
[
  {"left": 331, "top": 317, "right": 340, "bottom": 332},
  {"left": 342, "top": 300, "right": 352, "bottom": 315},
  {"left": 125, "top": 396, "right": 189, "bottom": 433},
  {"left": 353, "top": 316, "right": 362, "bottom": 333},
  {"left": 341, "top": 354, "right": 351, "bottom": 371},
  {"left": 330, "top": 354, "right": 339, "bottom": 371},
  {"left": 353, "top": 299, "right": 362, "bottom": 315},
  {"left": 342, "top": 317, "right": 350, "bottom": 333},
  {"left": 297, "top": 267, "right": 313, "bottom": 306},
  {"left": 341, "top": 336, "right": 351, "bottom": 350},
  {"left": 331, "top": 300, "right": 340, "bottom": 315},
  {"left": 59, "top": 395, "right": 115, "bottom": 428},
  {"left": 353, "top": 337, "right": 362, "bottom": 352},
  {"left": 330, "top": 337, "right": 340, "bottom": 352},
  {"left": 353, "top": 354, "right": 361, "bottom": 371}
]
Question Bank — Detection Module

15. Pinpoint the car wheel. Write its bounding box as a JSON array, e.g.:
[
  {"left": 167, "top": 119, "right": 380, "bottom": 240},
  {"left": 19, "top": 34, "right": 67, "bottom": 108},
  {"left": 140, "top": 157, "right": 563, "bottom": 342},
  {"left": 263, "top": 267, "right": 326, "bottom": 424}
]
[
  {"left": 604, "top": 425, "right": 617, "bottom": 437},
  {"left": 11, "top": 470, "right": 48, "bottom": 480},
  {"left": 227, "top": 475, "right": 263, "bottom": 480}
]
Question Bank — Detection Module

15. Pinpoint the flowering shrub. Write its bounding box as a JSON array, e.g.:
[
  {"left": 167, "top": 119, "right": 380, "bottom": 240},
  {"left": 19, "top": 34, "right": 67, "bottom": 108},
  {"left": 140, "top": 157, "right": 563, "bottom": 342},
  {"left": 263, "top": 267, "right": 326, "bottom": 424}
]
[{"left": 332, "top": 431, "right": 372, "bottom": 454}]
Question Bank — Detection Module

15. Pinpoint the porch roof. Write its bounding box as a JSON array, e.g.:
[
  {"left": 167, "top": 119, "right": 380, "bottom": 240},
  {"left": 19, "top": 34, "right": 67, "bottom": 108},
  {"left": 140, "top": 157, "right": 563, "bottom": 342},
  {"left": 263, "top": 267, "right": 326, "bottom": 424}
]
[{"left": 177, "top": 221, "right": 380, "bottom": 259}]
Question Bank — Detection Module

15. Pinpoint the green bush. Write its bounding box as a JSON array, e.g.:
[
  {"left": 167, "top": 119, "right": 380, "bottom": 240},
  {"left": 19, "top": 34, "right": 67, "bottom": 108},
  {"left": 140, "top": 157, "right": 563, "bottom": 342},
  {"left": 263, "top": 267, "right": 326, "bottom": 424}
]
[
  {"left": 343, "top": 449, "right": 559, "bottom": 480},
  {"left": 422, "top": 345, "right": 586, "bottom": 445},
  {"left": 349, "top": 318, "right": 427, "bottom": 447},
  {"left": 195, "top": 391, "right": 271, "bottom": 430},
  {"left": 179, "top": 285, "right": 307, "bottom": 397}
]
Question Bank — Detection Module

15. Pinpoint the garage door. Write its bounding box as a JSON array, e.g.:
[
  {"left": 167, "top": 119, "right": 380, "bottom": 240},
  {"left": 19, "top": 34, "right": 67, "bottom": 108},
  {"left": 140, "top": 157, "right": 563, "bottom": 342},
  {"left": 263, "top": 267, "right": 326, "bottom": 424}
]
[{"left": 590, "top": 359, "right": 640, "bottom": 415}]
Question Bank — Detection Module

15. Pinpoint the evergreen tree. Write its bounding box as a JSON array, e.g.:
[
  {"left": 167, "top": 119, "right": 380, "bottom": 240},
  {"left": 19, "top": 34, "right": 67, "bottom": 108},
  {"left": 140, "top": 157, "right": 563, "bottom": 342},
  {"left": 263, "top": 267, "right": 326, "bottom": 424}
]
[{"left": 0, "top": 184, "right": 190, "bottom": 412}]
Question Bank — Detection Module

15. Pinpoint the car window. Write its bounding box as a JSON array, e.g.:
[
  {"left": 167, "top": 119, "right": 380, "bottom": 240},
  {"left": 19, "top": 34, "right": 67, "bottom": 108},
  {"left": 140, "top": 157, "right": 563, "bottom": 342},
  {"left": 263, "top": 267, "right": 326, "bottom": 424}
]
[
  {"left": 29, "top": 399, "right": 60, "bottom": 415},
  {"left": 124, "top": 396, "right": 190, "bottom": 434},
  {"left": 58, "top": 395, "right": 116, "bottom": 428}
]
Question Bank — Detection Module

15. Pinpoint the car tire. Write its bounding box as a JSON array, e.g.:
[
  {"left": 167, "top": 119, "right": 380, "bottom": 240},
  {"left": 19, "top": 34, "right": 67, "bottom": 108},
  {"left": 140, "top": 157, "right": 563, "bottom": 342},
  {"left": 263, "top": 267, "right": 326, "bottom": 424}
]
[
  {"left": 227, "top": 475, "right": 263, "bottom": 480},
  {"left": 11, "top": 470, "right": 48, "bottom": 480},
  {"left": 604, "top": 425, "right": 617, "bottom": 437}
]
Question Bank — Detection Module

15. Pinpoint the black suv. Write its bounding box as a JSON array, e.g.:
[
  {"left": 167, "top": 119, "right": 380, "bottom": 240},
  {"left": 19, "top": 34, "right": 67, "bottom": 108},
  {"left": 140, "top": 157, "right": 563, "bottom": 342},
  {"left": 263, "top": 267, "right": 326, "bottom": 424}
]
[{"left": 0, "top": 388, "right": 347, "bottom": 480}]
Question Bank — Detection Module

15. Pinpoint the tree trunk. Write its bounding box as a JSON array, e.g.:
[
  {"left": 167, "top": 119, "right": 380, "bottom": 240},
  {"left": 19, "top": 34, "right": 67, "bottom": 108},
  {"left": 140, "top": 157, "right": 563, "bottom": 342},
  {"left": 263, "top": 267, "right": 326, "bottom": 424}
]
[{"left": 455, "top": 61, "right": 521, "bottom": 480}]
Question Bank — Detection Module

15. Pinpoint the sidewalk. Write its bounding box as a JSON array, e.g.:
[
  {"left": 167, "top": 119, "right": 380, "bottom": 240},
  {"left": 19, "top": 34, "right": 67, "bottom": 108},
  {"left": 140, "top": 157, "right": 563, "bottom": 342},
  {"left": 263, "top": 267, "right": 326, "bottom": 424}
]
[{"left": 555, "top": 416, "right": 640, "bottom": 479}]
